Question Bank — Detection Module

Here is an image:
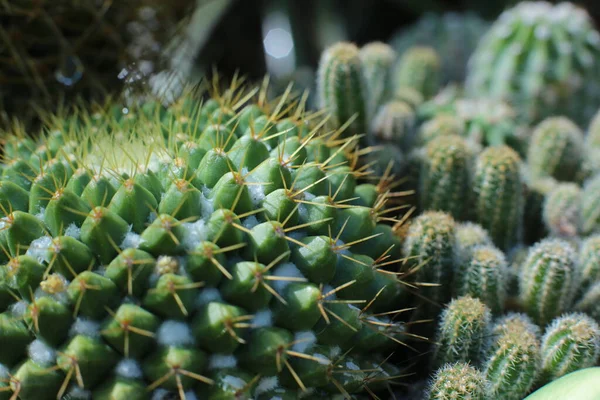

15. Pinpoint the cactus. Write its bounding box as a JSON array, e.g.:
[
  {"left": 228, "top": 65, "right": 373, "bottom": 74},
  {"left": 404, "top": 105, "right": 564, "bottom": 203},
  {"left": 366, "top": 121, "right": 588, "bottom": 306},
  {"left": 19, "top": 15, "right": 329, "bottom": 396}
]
[
  {"left": 527, "top": 117, "right": 585, "bottom": 182},
  {"left": 466, "top": 1, "right": 600, "bottom": 125},
  {"left": 483, "top": 313, "right": 541, "bottom": 400},
  {"left": 419, "top": 135, "right": 472, "bottom": 220},
  {"left": 0, "top": 81, "right": 409, "bottom": 398},
  {"left": 453, "top": 222, "right": 493, "bottom": 267},
  {"left": 519, "top": 239, "right": 577, "bottom": 326},
  {"left": 317, "top": 42, "right": 368, "bottom": 137},
  {"left": 581, "top": 174, "right": 600, "bottom": 235},
  {"left": 523, "top": 176, "right": 557, "bottom": 244},
  {"left": 359, "top": 42, "right": 396, "bottom": 116},
  {"left": 472, "top": 146, "right": 524, "bottom": 252},
  {"left": 369, "top": 101, "right": 415, "bottom": 146},
  {"left": 542, "top": 183, "right": 581, "bottom": 238},
  {"left": 432, "top": 296, "right": 492, "bottom": 368},
  {"left": 577, "top": 235, "right": 600, "bottom": 294},
  {"left": 454, "top": 245, "right": 508, "bottom": 314},
  {"left": 417, "top": 114, "right": 466, "bottom": 147},
  {"left": 394, "top": 46, "right": 441, "bottom": 100},
  {"left": 539, "top": 313, "right": 600, "bottom": 383},
  {"left": 426, "top": 362, "right": 489, "bottom": 400},
  {"left": 574, "top": 282, "right": 600, "bottom": 321},
  {"left": 389, "top": 12, "right": 490, "bottom": 84}
]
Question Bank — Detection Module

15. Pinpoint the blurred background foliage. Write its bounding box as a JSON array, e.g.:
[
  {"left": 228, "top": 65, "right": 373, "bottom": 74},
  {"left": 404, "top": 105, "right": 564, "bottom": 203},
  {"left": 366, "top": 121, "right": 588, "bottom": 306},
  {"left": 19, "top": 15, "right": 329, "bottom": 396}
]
[{"left": 2, "top": 0, "right": 600, "bottom": 129}]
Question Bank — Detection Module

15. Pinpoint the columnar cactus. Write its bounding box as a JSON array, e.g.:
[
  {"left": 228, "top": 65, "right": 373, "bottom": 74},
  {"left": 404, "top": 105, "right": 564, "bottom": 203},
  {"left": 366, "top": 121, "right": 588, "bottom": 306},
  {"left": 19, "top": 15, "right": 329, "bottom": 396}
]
[
  {"left": 523, "top": 176, "right": 557, "bottom": 244},
  {"left": 542, "top": 183, "right": 581, "bottom": 238},
  {"left": 519, "top": 239, "right": 577, "bottom": 325},
  {"left": 317, "top": 42, "right": 368, "bottom": 137},
  {"left": 483, "top": 313, "right": 541, "bottom": 400},
  {"left": 359, "top": 42, "right": 396, "bottom": 115},
  {"left": 581, "top": 174, "right": 600, "bottom": 235},
  {"left": 466, "top": 1, "right": 600, "bottom": 125},
  {"left": 426, "top": 362, "right": 489, "bottom": 400},
  {"left": 432, "top": 296, "right": 492, "bottom": 368},
  {"left": 417, "top": 114, "right": 466, "bottom": 146},
  {"left": 369, "top": 100, "right": 416, "bottom": 146},
  {"left": 472, "top": 146, "right": 524, "bottom": 252},
  {"left": 453, "top": 222, "right": 493, "bottom": 266},
  {"left": 576, "top": 235, "right": 600, "bottom": 293},
  {"left": 394, "top": 46, "right": 441, "bottom": 100},
  {"left": 539, "top": 313, "right": 600, "bottom": 383},
  {"left": 527, "top": 117, "right": 585, "bottom": 182}
]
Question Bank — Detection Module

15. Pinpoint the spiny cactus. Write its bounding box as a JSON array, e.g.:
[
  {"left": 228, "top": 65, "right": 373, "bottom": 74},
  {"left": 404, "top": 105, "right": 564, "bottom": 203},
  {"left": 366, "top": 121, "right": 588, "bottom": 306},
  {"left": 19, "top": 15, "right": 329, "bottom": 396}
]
[
  {"left": 419, "top": 135, "right": 472, "bottom": 220},
  {"left": 394, "top": 46, "right": 441, "bottom": 101},
  {"left": 542, "top": 182, "right": 581, "bottom": 238},
  {"left": 454, "top": 245, "right": 508, "bottom": 314},
  {"left": 539, "top": 313, "right": 600, "bottom": 384},
  {"left": 523, "top": 176, "right": 557, "bottom": 244},
  {"left": 369, "top": 101, "right": 415, "bottom": 147},
  {"left": 426, "top": 362, "right": 489, "bottom": 400},
  {"left": 581, "top": 174, "right": 600, "bottom": 235},
  {"left": 359, "top": 42, "right": 396, "bottom": 116},
  {"left": 527, "top": 117, "right": 585, "bottom": 182},
  {"left": 472, "top": 146, "right": 524, "bottom": 252},
  {"left": 484, "top": 313, "right": 541, "bottom": 400},
  {"left": 466, "top": 1, "right": 600, "bottom": 125},
  {"left": 519, "top": 239, "right": 577, "bottom": 326},
  {"left": 432, "top": 296, "right": 492, "bottom": 368},
  {"left": 389, "top": 12, "right": 489, "bottom": 84},
  {"left": 574, "top": 282, "right": 600, "bottom": 322},
  {"left": 576, "top": 235, "right": 600, "bottom": 294},
  {"left": 0, "top": 81, "right": 410, "bottom": 399},
  {"left": 416, "top": 114, "right": 465, "bottom": 147},
  {"left": 453, "top": 222, "right": 493, "bottom": 267},
  {"left": 317, "top": 42, "right": 368, "bottom": 137}
]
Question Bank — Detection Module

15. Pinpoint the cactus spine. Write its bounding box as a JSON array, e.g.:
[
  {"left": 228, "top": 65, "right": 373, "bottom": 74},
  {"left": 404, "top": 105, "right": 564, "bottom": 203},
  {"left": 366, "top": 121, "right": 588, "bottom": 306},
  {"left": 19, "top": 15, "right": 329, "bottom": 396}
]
[{"left": 426, "top": 362, "right": 489, "bottom": 400}]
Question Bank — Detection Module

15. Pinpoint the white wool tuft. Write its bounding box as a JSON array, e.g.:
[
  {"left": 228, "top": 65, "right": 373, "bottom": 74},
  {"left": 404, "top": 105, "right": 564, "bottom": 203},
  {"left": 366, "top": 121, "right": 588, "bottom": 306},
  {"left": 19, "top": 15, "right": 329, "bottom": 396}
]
[
  {"left": 157, "top": 320, "right": 194, "bottom": 346},
  {"left": 242, "top": 215, "right": 260, "bottom": 230},
  {"left": 196, "top": 288, "right": 223, "bottom": 307},
  {"left": 292, "top": 331, "right": 316, "bottom": 353},
  {"left": 181, "top": 219, "right": 209, "bottom": 251},
  {"left": 120, "top": 230, "right": 142, "bottom": 250},
  {"left": 64, "top": 224, "right": 81, "bottom": 240},
  {"left": 69, "top": 318, "right": 101, "bottom": 338},
  {"left": 222, "top": 375, "right": 247, "bottom": 390},
  {"left": 200, "top": 192, "right": 214, "bottom": 220},
  {"left": 34, "top": 207, "right": 46, "bottom": 222},
  {"left": 248, "top": 184, "right": 265, "bottom": 207},
  {"left": 255, "top": 377, "right": 279, "bottom": 395},
  {"left": 251, "top": 309, "right": 273, "bottom": 328},
  {"left": 28, "top": 340, "right": 56, "bottom": 365},
  {"left": 209, "top": 354, "right": 238, "bottom": 370},
  {"left": 271, "top": 262, "right": 306, "bottom": 292},
  {"left": 10, "top": 301, "right": 28, "bottom": 318},
  {"left": 115, "top": 359, "right": 143, "bottom": 379},
  {"left": 25, "top": 236, "right": 52, "bottom": 264}
]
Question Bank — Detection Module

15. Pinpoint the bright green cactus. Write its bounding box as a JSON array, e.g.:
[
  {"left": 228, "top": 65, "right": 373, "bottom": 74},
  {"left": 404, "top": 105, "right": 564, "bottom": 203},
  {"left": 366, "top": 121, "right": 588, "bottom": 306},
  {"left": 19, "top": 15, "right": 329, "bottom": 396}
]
[
  {"left": 432, "top": 296, "right": 492, "bottom": 368},
  {"left": 472, "top": 146, "right": 524, "bottom": 252},
  {"left": 419, "top": 135, "right": 472, "bottom": 220},
  {"left": 426, "top": 362, "right": 489, "bottom": 400},
  {"left": 542, "top": 182, "right": 581, "bottom": 238},
  {"left": 483, "top": 313, "right": 541, "bottom": 400},
  {"left": 0, "top": 81, "right": 409, "bottom": 398},
  {"left": 519, "top": 238, "right": 577, "bottom": 326},
  {"left": 527, "top": 117, "right": 585, "bottom": 182},
  {"left": 359, "top": 42, "right": 396, "bottom": 116},
  {"left": 539, "top": 313, "right": 600, "bottom": 384},
  {"left": 317, "top": 42, "right": 368, "bottom": 137},
  {"left": 394, "top": 46, "right": 441, "bottom": 101},
  {"left": 466, "top": 1, "right": 600, "bottom": 125},
  {"left": 581, "top": 174, "right": 600, "bottom": 235}
]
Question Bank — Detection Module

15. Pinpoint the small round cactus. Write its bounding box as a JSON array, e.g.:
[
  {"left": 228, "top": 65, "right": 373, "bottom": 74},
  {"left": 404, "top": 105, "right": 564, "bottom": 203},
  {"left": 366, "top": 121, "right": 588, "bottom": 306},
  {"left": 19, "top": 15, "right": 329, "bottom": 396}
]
[
  {"left": 466, "top": 1, "right": 600, "bottom": 125},
  {"left": 542, "top": 182, "right": 581, "bottom": 238},
  {"left": 454, "top": 245, "right": 508, "bottom": 314},
  {"left": 432, "top": 296, "right": 492, "bottom": 368},
  {"left": 419, "top": 135, "right": 472, "bottom": 220},
  {"left": 539, "top": 313, "right": 600, "bottom": 384},
  {"left": 523, "top": 176, "right": 557, "bottom": 244},
  {"left": 472, "top": 146, "right": 524, "bottom": 252},
  {"left": 417, "top": 114, "right": 466, "bottom": 146},
  {"left": 369, "top": 100, "right": 415, "bottom": 145},
  {"left": 527, "top": 117, "right": 585, "bottom": 182},
  {"left": 394, "top": 46, "right": 441, "bottom": 100},
  {"left": 426, "top": 362, "right": 489, "bottom": 400},
  {"left": 576, "top": 235, "right": 600, "bottom": 293},
  {"left": 581, "top": 174, "right": 600, "bottom": 235},
  {"left": 317, "top": 42, "right": 368, "bottom": 136},
  {"left": 453, "top": 222, "right": 493, "bottom": 267},
  {"left": 359, "top": 42, "right": 397, "bottom": 115},
  {"left": 574, "top": 282, "right": 600, "bottom": 322},
  {"left": 519, "top": 238, "right": 577, "bottom": 326},
  {"left": 484, "top": 313, "right": 541, "bottom": 400}
]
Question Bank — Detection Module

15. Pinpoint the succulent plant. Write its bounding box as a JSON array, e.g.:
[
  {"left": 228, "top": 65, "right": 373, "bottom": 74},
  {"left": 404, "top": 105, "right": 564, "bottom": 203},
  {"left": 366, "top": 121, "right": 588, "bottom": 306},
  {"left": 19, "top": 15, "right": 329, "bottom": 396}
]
[
  {"left": 426, "top": 362, "right": 489, "bottom": 400},
  {"left": 581, "top": 174, "right": 600, "bottom": 235},
  {"left": 369, "top": 100, "right": 416, "bottom": 147},
  {"left": 394, "top": 46, "right": 441, "bottom": 101},
  {"left": 453, "top": 222, "right": 494, "bottom": 267},
  {"left": 0, "top": 82, "right": 410, "bottom": 398},
  {"left": 466, "top": 1, "right": 600, "bottom": 126},
  {"left": 359, "top": 42, "right": 396, "bottom": 116},
  {"left": 542, "top": 182, "right": 581, "bottom": 238}
]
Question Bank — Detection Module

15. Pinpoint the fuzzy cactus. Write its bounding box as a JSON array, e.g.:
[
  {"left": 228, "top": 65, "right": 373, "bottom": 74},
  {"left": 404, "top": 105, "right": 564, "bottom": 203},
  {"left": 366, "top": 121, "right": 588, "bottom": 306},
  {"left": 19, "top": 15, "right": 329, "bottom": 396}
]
[
  {"left": 574, "top": 282, "right": 600, "bottom": 322},
  {"left": 483, "top": 313, "right": 541, "bottom": 400},
  {"left": 359, "top": 42, "right": 397, "bottom": 115},
  {"left": 472, "top": 146, "right": 524, "bottom": 252},
  {"left": 317, "top": 42, "right": 368, "bottom": 137},
  {"left": 527, "top": 117, "right": 585, "bottom": 182},
  {"left": 369, "top": 101, "right": 415, "bottom": 146},
  {"left": 0, "top": 81, "right": 408, "bottom": 398},
  {"left": 419, "top": 135, "right": 472, "bottom": 220},
  {"left": 426, "top": 362, "right": 489, "bottom": 400},
  {"left": 519, "top": 239, "right": 577, "bottom": 326},
  {"left": 417, "top": 114, "right": 466, "bottom": 147},
  {"left": 576, "top": 235, "right": 600, "bottom": 294},
  {"left": 542, "top": 182, "right": 581, "bottom": 238},
  {"left": 539, "top": 313, "right": 600, "bottom": 384},
  {"left": 523, "top": 176, "right": 557, "bottom": 244},
  {"left": 581, "top": 174, "right": 600, "bottom": 235},
  {"left": 394, "top": 46, "right": 441, "bottom": 100},
  {"left": 466, "top": 1, "right": 600, "bottom": 125},
  {"left": 432, "top": 296, "right": 492, "bottom": 368},
  {"left": 453, "top": 222, "right": 493, "bottom": 267}
]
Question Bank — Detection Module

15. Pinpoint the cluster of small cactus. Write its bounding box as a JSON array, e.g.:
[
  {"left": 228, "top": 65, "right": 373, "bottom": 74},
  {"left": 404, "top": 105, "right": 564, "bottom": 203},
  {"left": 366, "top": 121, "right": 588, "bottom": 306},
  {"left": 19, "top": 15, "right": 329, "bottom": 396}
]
[{"left": 0, "top": 80, "right": 416, "bottom": 399}]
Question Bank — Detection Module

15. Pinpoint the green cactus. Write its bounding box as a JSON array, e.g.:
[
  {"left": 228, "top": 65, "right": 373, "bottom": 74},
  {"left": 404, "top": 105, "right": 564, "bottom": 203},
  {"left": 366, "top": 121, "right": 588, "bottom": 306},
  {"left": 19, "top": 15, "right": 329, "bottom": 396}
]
[
  {"left": 416, "top": 114, "right": 466, "bottom": 147},
  {"left": 369, "top": 100, "right": 415, "bottom": 146},
  {"left": 527, "top": 117, "right": 585, "bottom": 182},
  {"left": 472, "top": 146, "right": 524, "bottom": 252},
  {"left": 0, "top": 81, "right": 409, "bottom": 398},
  {"left": 453, "top": 222, "right": 493, "bottom": 267},
  {"left": 576, "top": 235, "right": 600, "bottom": 294},
  {"left": 523, "top": 176, "right": 557, "bottom": 244},
  {"left": 519, "top": 238, "right": 577, "bottom": 326},
  {"left": 426, "top": 362, "right": 489, "bottom": 400},
  {"left": 574, "top": 282, "right": 600, "bottom": 322},
  {"left": 432, "top": 296, "right": 492, "bottom": 368},
  {"left": 581, "top": 174, "right": 600, "bottom": 235},
  {"left": 484, "top": 313, "right": 541, "bottom": 400},
  {"left": 359, "top": 42, "right": 396, "bottom": 115},
  {"left": 542, "top": 182, "right": 581, "bottom": 238},
  {"left": 394, "top": 46, "right": 441, "bottom": 100},
  {"left": 317, "top": 42, "right": 368, "bottom": 137},
  {"left": 419, "top": 135, "right": 472, "bottom": 220},
  {"left": 466, "top": 1, "right": 600, "bottom": 125},
  {"left": 539, "top": 313, "right": 600, "bottom": 384}
]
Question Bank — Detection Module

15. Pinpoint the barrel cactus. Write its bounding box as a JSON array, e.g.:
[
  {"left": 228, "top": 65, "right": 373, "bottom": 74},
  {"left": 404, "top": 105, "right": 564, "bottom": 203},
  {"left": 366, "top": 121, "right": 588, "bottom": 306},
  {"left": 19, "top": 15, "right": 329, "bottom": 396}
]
[{"left": 0, "top": 82, "right": 409, "bottom": 398}]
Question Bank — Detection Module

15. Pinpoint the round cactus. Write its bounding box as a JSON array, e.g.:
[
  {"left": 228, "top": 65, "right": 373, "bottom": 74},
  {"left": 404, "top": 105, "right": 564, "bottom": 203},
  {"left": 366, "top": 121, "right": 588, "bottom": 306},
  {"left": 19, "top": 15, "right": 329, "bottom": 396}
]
[
  {"left": 523, "top": 176, "right": 557, "bottom": 244},
  {"left": 576, "top": 235, "right": 600, "bottom": 294},
  {"left": 453, "top": 222, "right": 494, "bottom": 267},
  {"left": 394, "top": 46, "right": 441, "bottom": 100},
  {"left": 417, "top": 114, "right": 466, "bottom": 147},
  {"left": 466, "top": 1, "right": 600, "bottom": 125},
  {"left": 574, "top": 282, "right": 600, "bottom": 322},
  {"left": 426, "top": 362, "right": 489, "bottom": 400},
  {"left": 581, "top": 174, "right": 600, "bottom": 235},
  {"left": 369, "top": 101, "right": 416, "bottom": 146},
  {"left": 359, "top": 42, "right": 397, "bottom": 116},
  {"left": 542, "top": 182, "right": 581, "bottom": 238},
  {"left": 0, "top": 82, "right": 408, "bottom": 398},
  {"left": 472, "top": 146, "right": 524, "bottom": 252}
]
